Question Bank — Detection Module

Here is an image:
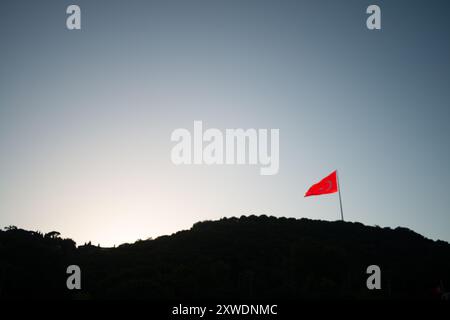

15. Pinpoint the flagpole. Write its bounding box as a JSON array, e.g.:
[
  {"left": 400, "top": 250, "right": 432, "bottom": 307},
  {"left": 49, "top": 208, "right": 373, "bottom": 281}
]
[{"left": 336, "top": 170, "right": 344, "bottom": 221}]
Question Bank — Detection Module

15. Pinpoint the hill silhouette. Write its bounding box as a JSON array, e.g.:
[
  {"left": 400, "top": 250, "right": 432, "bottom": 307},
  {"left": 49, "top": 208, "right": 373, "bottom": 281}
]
[{"left": 1, "top": 215, "right": 449, "bottom": 299}]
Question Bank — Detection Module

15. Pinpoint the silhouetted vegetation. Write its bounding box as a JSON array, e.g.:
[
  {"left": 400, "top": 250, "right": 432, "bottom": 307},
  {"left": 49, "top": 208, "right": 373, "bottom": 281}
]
[{"left": 1, "top": 216, "right": 449, "bottom": 299}]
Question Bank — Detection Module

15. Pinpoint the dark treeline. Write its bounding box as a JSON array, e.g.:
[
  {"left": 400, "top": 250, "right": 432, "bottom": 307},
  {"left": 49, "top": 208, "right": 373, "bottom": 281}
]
[{"left": 1, "top": 216, "right": 449, "bottom": 299}]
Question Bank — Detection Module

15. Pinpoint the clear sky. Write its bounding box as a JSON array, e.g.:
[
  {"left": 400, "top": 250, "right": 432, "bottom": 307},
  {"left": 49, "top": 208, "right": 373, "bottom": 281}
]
[{"left": 1, "top": 0, "right": 449, "bottom": 246}]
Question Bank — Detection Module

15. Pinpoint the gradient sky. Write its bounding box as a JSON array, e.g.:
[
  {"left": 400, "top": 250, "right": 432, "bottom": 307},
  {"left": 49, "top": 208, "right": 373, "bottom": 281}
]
[{"left": 1, "top": 0, "right": 449, "bottom": 246}]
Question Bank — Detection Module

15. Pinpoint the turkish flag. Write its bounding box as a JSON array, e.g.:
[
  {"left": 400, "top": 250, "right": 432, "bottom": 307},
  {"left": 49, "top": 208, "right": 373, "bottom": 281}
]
[{"left": 305, "top": 170, "right": 338, "bottom": 197}]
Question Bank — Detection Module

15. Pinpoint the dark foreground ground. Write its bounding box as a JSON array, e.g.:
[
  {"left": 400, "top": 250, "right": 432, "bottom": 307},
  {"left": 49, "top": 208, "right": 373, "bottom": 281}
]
[{"left": 1, "top": 215, "right": 449, "bottom": 300}]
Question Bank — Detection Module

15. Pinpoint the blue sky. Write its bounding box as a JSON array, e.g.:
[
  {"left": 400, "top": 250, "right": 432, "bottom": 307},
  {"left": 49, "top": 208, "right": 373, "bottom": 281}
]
[{"left": 1, "top": 0, "right": 449, "bottom": 246}]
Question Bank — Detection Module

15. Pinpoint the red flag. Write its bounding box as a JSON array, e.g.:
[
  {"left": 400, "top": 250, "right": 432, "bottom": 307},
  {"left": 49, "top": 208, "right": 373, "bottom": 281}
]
[{"left": 305, "top": 170, "right": 338, "bottom": 197}]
